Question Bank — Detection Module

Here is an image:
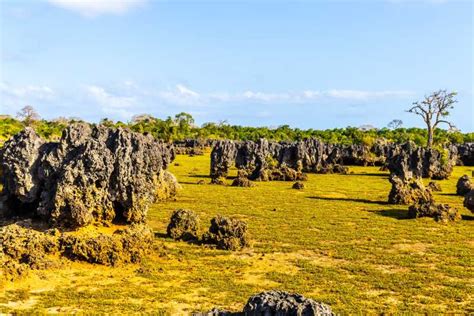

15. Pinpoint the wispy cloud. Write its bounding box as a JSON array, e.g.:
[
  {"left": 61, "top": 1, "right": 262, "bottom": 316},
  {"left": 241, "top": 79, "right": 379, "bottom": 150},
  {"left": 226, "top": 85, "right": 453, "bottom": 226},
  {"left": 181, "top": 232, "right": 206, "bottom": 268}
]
[
  {"left": 47, "top": 0, "right": 147, "bottom": 17},
  {"left": 1, "top": 82, "right": 55, "bottom": 101},
  {"left": 85, "top": 85, "right": 136, "bottom": 118},
  {"left": 154, "top": 84, "right": 414, "bottom": 105}
]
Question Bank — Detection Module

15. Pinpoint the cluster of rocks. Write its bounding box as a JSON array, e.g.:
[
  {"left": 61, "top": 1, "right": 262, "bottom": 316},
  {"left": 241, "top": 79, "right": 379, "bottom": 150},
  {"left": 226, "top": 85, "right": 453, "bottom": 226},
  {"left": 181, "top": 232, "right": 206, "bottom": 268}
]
[
  {"left": 194, "top": 290, "right": 333, "bottom": 316},
  {"left": 385, "top": 142, "right": 463, "bottom": 222},
  {"left": 167, "top": 210, "right": 250, "bottom": 251},
  {"left": 173, "top": 139, "right": 216, "bottom": 156},
  {"left": 0, "top": 124, "right": 179, "bottom": 280},
  {"left": 210, "top": 139, "right": 348, "bottom": 184}
]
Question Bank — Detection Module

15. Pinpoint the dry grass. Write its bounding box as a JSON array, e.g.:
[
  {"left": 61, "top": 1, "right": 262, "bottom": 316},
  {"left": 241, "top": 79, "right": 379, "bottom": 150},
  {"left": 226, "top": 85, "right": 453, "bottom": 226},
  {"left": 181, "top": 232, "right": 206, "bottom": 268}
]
[{"left": 1, "top": 153, "right": 473, "bottom": 314}]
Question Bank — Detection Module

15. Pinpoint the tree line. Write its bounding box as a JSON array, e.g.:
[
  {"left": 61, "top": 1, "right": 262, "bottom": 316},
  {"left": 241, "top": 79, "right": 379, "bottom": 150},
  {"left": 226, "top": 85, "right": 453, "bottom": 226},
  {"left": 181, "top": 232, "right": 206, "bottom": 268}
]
[{"left": 2, "top": 90, "right": 471, "bottom": 146}]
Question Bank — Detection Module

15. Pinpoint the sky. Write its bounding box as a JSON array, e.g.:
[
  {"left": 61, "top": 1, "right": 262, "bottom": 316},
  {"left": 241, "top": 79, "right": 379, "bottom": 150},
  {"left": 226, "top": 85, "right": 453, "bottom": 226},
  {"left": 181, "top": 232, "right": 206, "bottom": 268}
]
[{"left": 0, "top": 0, "right": 472, "bottom": 131}]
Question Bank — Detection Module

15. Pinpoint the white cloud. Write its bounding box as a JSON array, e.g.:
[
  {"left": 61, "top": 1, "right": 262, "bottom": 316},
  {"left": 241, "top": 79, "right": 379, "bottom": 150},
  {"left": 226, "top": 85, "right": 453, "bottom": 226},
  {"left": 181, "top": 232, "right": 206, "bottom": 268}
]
[
  {"left": 1, "top": 82, "right": 55, "bottom": 100},
  {"left": 48, "top": 0, "right": 147, "bottom": 17},
  {"left": 324, "top": 89, "right": 414, "bottom": 100},
  {"left": 158, "top": 84, "right": 201, "bottom": 105},
  {"left": 85, "top": 85, "right": 136, "bottom": 119}
]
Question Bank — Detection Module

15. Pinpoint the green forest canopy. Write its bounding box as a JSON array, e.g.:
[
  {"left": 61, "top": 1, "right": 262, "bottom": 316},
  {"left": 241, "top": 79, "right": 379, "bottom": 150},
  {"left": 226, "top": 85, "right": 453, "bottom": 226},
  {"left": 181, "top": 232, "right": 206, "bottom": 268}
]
[{"left": 0, "top": 113, "right": 473, "bottom": 146}]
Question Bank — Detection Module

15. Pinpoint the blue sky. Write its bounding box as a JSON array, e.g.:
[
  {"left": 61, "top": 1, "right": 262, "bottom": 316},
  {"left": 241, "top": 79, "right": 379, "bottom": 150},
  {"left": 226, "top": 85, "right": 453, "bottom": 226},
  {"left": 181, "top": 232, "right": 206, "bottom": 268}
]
[{"left": 1, "top": 0, "right": 472, "bottom": 131}]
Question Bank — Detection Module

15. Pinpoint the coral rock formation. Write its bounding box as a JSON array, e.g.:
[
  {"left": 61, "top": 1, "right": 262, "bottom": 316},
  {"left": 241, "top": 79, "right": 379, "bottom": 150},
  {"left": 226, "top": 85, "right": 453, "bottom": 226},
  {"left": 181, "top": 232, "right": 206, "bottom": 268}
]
[
  {"left": 203, "top": 215, "right": 250, "bottom": 251},
  {"left": 243, "top": 290, "right": 334, "bottom": 316},
  {"left": 456, "top": 175, "right": 472, "bottom": 196},
  {"left": 464, "top": 190, "right": 474, "bottom": 212},
  {"left": 408, "top": 202, "right": 461, "bottom": 223},
  {"left": 167, "top": 209, "right": 200, "bottom": 241}
]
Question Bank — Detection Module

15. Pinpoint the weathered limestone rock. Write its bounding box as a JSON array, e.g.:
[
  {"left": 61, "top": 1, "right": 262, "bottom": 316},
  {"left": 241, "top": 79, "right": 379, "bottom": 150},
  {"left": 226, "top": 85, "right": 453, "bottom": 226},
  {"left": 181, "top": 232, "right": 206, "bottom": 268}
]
[
  {"left": 210, "top": 139, "right": 347, "bottom": 183},
  {"left": 166, "top": 209, "right": 200, "bottom": 241},
  {"left": 408, "top": 202, "right": 461, "bottom": 223},
  {"left": 61, "top": 224, "right": 153, "bottom": 266},
  {"left": 456, "top": 175, "right": 471, "bottom": 196},
  {"left": 203, "top": 215, "right": 250, "bottom": 251},
  {"left": 0, "top": 124, "right": 176, "bottom": 228},
  {"left": 292, "top": 181, "right": 305, "bottom": 190},
  {"left": 243, "top": 290, "right": 334, "bottom": 316},
  {"left": 463, "top": 190, "right": 474, "bottom": 212},
  {"left": 456, "top": 143, "right": 474, "bottom": 166},
  {"left": 388, "top": 175, "right": 433, "bottom": 205}
]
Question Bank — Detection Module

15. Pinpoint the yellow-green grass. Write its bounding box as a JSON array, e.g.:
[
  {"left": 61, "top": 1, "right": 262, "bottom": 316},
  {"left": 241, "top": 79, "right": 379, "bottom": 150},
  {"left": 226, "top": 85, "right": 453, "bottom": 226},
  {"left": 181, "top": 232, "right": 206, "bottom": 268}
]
[{"left": 1, "top": 154, "right": 473, "bottom": 314}]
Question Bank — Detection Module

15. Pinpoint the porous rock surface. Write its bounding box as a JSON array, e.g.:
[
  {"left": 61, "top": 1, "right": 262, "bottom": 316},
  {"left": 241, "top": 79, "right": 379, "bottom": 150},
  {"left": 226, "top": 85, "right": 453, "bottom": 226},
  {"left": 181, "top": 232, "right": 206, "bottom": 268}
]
[
  {"left": 167, "top": 209, "right": 200, "bottom": 241},
  {"left": 456, "top": 175, "right": 471, "bottom": 196},
  {"left": 408, "top": 202, "right": 461, "bottom": 223},
  {"left": 0, "top": 124, "right": 176, "bottom": 227},
  {"left": 388, "top": 175, "right": 433, "bottom": 205},
  {"left": 464, "top": 190, "right": 474, "bottom": 212},
  {"left": 193, "top": 290, "right": 333, "bottom": 316},
  {"left": 203, "top": 215, "right": 250, "bottom": 251},
  {"left": 243, "top": 290, "right": 334, "bottom": 316},
  {"left": 0, "top": 125, "right": 177, "bottom": 279}
]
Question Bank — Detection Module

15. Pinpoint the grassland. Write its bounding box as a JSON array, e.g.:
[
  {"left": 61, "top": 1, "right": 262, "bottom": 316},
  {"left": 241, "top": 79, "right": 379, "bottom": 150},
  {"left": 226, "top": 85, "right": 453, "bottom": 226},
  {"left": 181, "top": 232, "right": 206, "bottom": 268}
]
[{"left": 1, "top": 153, "right": 473, "bottom": 314}]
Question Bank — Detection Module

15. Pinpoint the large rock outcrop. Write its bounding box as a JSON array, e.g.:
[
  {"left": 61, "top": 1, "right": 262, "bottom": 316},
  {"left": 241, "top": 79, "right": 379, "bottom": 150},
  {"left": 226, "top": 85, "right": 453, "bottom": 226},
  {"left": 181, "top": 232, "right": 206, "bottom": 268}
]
[
  {"left": 0, "top": 125, "right": 177, "bottom": 279},
  {"left": 203, "top": 215, "right": 250, "bottom": 251},
  {"left": 0, "top": 124, "right": 176, "bottom": 228},
  {"left": 464, "top": 190, "right": 474, "bottom": 212}
]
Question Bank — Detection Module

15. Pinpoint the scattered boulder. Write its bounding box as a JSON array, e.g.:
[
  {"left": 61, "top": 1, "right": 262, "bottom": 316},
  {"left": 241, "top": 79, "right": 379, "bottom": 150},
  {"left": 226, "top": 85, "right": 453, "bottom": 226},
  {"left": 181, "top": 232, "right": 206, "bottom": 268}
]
[
  {"left": 463, "top": 190, "right": 474, "bottom": 212},
  {"left": 456, "top": 175, "right": 472, "bottom": 196},
  {"left": 243, "top": 290, "right": 334, "bottom": 316},
  {"left": 408, "top": 202, "right": 461, "bottom": 223},
  {"left": 292, "top": 181, "right": 305, "bottom": 190},
  {"left": 210, "top": 177, "right": 226, "bottom": 185},
  {"left": 388, "top": 175, "right": 433, "bottom": 205},
  {"left": 428, "top": 181, "right": 442, "bottom": 192},
  {"left": 203, "top": 215, "right": 250, "bottom": 251},
  {"left": 231, "top": 177, "right": 255, "bottom": 187},
  {"left": 166, "top": 209, "right": 200, "bottom": 241},
  {"left": 156, "top": 170, "right": 182, "bottom": 201},
  {"left": 197, "top": 180, "right": 205, "bottom": 185}
]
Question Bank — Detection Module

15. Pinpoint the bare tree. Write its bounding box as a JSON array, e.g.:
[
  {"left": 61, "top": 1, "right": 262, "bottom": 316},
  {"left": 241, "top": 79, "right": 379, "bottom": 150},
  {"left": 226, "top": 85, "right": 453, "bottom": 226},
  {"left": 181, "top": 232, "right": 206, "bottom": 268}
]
[
  {"left": 16, "top": 105, "right": 40, "bottom": 126},
  {"left": 388, "top": 119, "right": 403, "bottom": 130},
  {"left": 407, "top": 90, "right": 457, "bottom": 148}
]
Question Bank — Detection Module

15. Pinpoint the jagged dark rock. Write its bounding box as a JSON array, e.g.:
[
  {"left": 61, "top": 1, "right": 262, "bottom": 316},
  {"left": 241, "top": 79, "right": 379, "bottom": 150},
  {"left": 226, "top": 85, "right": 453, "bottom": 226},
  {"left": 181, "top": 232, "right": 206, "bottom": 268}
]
[
  {"left": 456, "top": 143, "right": 474, "bottom": 166},
  {"left": 408, "top": 202, "right": 461, "bottom": 223},
  {"left": 243, "top": 290, "right": 334, "bottom": 316},
  {"left": 463, "top": 190, "right": 474, "bottom": 212},
  {"left": 0, "top": 124, "right": 176, "bottom": 228},
  {"left": 166, "top": 209, "right": 200, "bottom": 241},
  {"left": 203, "top": 215, "right": 250, "bottom": 251},
  {"left": 456, "top": 175, "right": 472, "bottom": 196},
  {"left": 388, "top": 175, "right": 433, "bottom": 205}
]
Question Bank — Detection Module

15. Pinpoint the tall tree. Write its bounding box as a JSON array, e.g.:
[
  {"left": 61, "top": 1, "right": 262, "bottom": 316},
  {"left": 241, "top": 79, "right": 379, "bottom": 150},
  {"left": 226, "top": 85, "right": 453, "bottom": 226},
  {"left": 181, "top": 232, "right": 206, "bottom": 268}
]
[
  {"left": 407, "top": 90, "right": 457, "bottom": 148},
  {"left": 16, "top": 105, "right": 40, "bottom": 126}
]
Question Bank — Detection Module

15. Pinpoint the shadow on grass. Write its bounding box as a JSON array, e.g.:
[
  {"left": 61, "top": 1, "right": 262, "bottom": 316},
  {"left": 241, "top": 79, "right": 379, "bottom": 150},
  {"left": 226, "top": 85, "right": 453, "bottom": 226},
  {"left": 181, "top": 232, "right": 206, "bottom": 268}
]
[
  {"left": 438, "top": 193, "right": 460, "bottom": 197},
  {"left": 368, "top": 209, "right": 409, "bottom": 220},
  {"left": 188, "top": 174, "right": 210, "bottom": 179},
  {"left": 345, "top": 173, "right": 389, "bottom": 178},
  {"left": 308, "top": 196, "right": 389, "bottom": 205},
  {"left": 461, "top": 215, "right": 474, "bottom": 221}
]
